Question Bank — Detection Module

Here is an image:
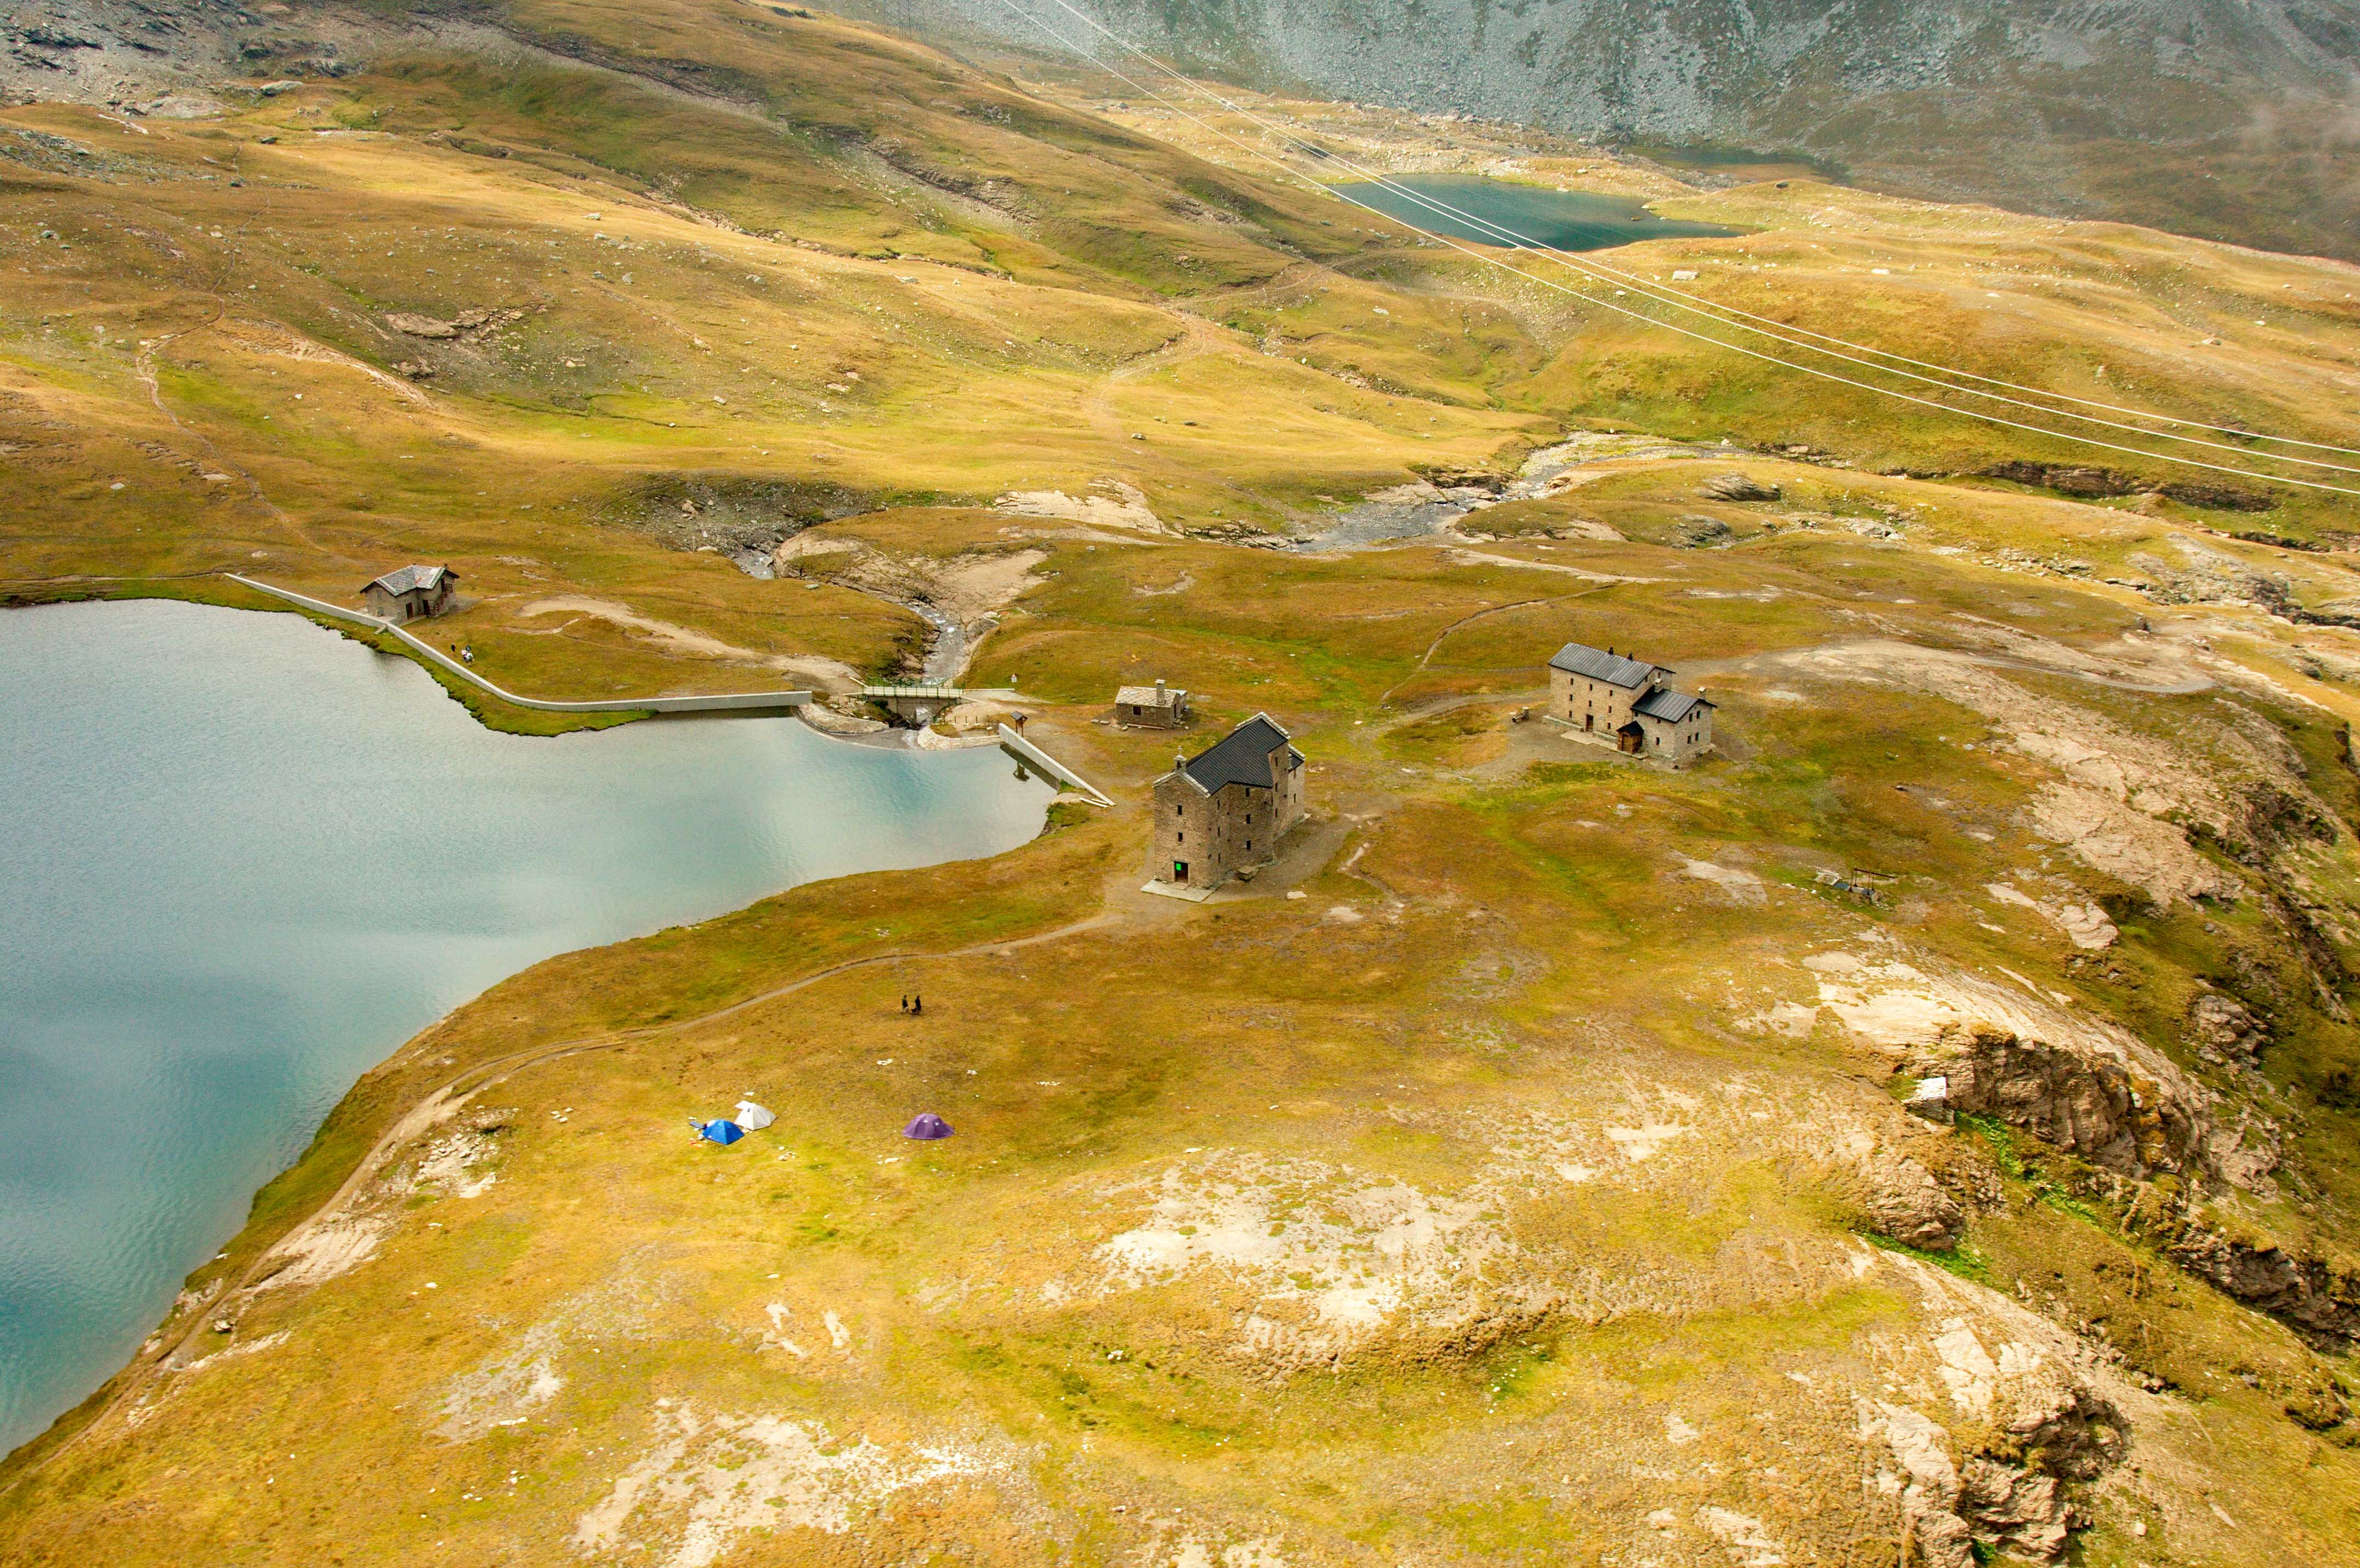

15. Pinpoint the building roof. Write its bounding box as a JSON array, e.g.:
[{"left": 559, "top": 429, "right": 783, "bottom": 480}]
[
  {"left": 1177, "top": 713, "right": 1301, "bottom": 794},
  {"left": 1116, "top": 684, "right": 1187, "bottom": 708},
  {"left": 1548, "top": 641, "right": 1661, "bottom": 689},
  {"left": 1633, "top": 687, "right": 1711, "bottom": 723},
  {"left": 364, "top": 564, "right": 454, "bottom": 596}
]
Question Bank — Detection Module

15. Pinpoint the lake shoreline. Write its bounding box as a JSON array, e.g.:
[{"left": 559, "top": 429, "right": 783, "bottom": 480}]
[
  {"left": 1323, "top": 172, "right": 1747, "bottom": 251},
  {"left": 0, "top": 600, "right": 1052, "bottom": 1459}
]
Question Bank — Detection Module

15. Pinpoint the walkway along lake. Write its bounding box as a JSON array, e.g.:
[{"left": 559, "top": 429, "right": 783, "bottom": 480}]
[
  {"left": 0, "top": 599, "right": 1052, "bottom": 1453},
  {"left": 1326, "top": 174, "right": 1744, "bottom": 251}
]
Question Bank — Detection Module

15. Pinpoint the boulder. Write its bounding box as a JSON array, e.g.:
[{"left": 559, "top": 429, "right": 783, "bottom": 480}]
[
  {"left": 1671, "top": 513, "right": 1733, "bottom": 547},
  {"left": 385, "top": 312, "right": 461, "bottom": 339},
  {"left": 1856, "top": 1147, "right": 1965, "bottom": 1249},
  {"left": 1698, "top": 471, "right": 1779, "bottom": 502}
]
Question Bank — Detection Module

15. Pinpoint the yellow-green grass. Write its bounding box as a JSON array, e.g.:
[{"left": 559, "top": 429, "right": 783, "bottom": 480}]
[
  {"left": 13, "top": 635, "right": 2360, "bottom": 1559},
  {"left": 8, "top": 8, "right": 2360, "bottom": 1558}
]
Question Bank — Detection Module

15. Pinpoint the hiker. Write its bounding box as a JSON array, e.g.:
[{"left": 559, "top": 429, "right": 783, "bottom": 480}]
[
  {"left": 899, "top": 995, "right": 909, "bottom": 1014},
  {"left": 912, "top": 993, "right": 923, "bottom": 1016}
]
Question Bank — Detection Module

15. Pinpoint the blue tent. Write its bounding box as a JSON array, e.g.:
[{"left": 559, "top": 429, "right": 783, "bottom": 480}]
[{"left": 693, "top": 1118, "right": 745, "bottom": 1146}]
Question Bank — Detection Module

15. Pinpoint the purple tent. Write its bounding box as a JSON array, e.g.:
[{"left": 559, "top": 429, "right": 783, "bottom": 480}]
[{"left": 902, "top": 1112, "right": 954, "bottom": 1140}]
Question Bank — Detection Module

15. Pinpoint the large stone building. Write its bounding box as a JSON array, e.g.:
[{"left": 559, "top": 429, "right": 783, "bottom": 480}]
[
  {"left": 1151, "top": 713, "right": 1305, "bottom": 891},
  {"left": 361, "top": 564, "right": 459, "bottom": 622},
  {"left": 1547, "top": 641, "right": 1715, "bottom": 764},
  {"left": 1114, "top": 679, "right": 1192, "bottom": 729}
]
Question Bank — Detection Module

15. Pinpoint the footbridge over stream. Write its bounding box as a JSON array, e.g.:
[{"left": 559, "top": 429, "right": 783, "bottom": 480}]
[{"left": 861, "top": 684, "right": 965, "bottom": 724}]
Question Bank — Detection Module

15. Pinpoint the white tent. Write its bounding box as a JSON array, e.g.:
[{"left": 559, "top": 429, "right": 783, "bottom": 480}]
[{"left": 734, "top": 1099, "right": 776, "bottom": 1130}]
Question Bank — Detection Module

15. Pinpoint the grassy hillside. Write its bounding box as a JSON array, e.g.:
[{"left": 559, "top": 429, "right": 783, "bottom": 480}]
[{"left": 6, "top": 4, "right": 2360, "bottom": 1563}]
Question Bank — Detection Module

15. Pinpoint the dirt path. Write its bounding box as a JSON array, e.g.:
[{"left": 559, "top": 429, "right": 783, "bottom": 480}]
[
  {"left": 128, "top": 157, "right": 325, "bottom": 561},
  {"left": 514, "top": 595, "right": 864, "bottom": 688},
  {"left": 1079, "top": 311, "right": 1230, "bottom": 443},
  {"left": 1437, "top": 541, "right": 1660, "bottom": 584},
  {"left": 1376, "top": 584, "right": 1619, "bottom": 707},
  {"left": 13, "top": 906, "right": 1125, "bottom": 1487}
]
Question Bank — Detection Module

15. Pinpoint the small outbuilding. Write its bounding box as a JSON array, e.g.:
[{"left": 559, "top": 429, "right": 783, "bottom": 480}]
[
  {"left": 1114, "top": 678, "right": 1191, "bottom": 729},
  {"left": 361, "top": 564, "right": 459, "bottom": 622},
  {"left": 1151, "top": 713, "right": 1306, "bottom": 891},
  {"left": 1547, "top": 641, "right": 1714, "bottom": 764}
]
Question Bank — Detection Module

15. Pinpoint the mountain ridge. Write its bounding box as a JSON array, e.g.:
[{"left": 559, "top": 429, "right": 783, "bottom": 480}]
[{"left": 839, "top": 0, "right": 2360, "bottom": 262}]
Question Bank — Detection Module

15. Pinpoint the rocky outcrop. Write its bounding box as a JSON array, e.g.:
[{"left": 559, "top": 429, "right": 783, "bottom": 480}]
[
  {"left": 1984, "top": 460, "right": 2137, "bottom": 498},
  {"left": 2025, "top": 783, "right": 2245, "bottom": 907},
  {"left": 382, "top": 306, "right": 526, "bottom": 342},
  {"left": 2186, "top": 992, "right": 2268, "bottom": 1064},
  {"left": 1956, "top": 1459, "right": 2073, "bottom": 1562},
  {"left": 1698, "top": 471, "right": 1778, "bottom": 502},
  {"left": 1904, "top": 1012, "right": 2356, "bottom": 1346},
  {"left": 1845, "top": 1147, "right": 1965, "bottom": 1250},
  {"left": 2126, "top": 536, "right": 2295, "bottom": 611},
  {"left": 2154, "top": 1224, "right": 2360, "bottom": 1347},
  {"left": 1983, "top": 461, "right": 2277, "bottom": 513},
  {"left": 1670, "top": 513, "right": 1734, "bottom": 547},
  {"left": 1873, "top": 1249, "right": 2142, "bottom": 1561},
  {"left": 1859, "top": 1334, "right": 2124, "bottom": 1566},
  {"left": 1914, "top": 1021, "right": 2213, "bottom": 1183}
]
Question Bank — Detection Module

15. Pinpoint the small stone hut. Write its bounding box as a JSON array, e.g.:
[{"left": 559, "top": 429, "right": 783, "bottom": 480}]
[
  {"left": 361, "top": 564, "right": 458, "bottom": 622},
  {"left": 1151, "top": 713, "right": 1305, "bottom": 890},
  {"left": 1547, "top": 641, "right": 1714, "bottom": 764},
  {"left": 1114, "top": 679, "right": 1191, "bottom": 729}
]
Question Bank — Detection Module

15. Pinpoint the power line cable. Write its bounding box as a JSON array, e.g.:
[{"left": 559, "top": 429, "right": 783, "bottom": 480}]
[
  {"left": 1014, "top": 0, "right": 2360, "bottom": 480},
  {"left": 1225, "top": 159, "right": 2360, "bottom": 476}
]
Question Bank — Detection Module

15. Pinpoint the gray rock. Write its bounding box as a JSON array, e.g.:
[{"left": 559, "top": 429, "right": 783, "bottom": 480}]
[
  {"left": 1698, "top": 472, "right": 1779, "bottom": 502},
  {"left": 1857, "top": 1147, "right": 1964, "bottom": 1250},
  {"left": 2186, "top": 992, "right": 2267, "bottom": 1062},
  {"left": 1670, "top": 513, "right": 1733, "bottom": 546}
]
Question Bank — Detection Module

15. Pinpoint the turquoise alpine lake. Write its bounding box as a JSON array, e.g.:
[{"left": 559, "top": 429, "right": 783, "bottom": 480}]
[
  {"left": 1326, "top": 174, "right": 1744, "bottom": 250},
  {"left": 0, "top": 599, "right": 1051, "bottom": 1453}
]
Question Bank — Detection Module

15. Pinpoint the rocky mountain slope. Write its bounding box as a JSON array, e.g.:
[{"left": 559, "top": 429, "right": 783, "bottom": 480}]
[{"left": 849, "top": 0, "right": 2360, "bottom": 261}]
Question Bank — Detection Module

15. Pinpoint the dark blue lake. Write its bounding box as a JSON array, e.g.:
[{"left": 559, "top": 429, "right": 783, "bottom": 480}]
[
  {"left": 1329, "top": 174, "right": 1743, "bottom": 251},
  {"left": 0, "top": 600, "right": 1049, "bottom": 1453}
]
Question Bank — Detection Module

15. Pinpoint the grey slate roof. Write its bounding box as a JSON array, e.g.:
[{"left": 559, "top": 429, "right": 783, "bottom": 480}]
[
  {"left": 1179, "top": 713, "right": 1301, "bottom": 794},
  {"left": 365, "top": 564, "right": 453, "bottom": 596},
  {"left": 1633, "top": 687, "right": 1711, "bottom": 723},
  {"left": 1548, "top": 641, "right": 1661, "bottom": 689},
  {"left": 1116, "top": 684, "right": 1185, "bottom": 708}
]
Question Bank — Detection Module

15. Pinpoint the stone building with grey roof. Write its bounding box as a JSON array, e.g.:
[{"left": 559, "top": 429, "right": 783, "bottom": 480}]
[
  {"left": 1113, "top": 678, "right": 1191, "bottom": 729},
  {"left": 1151, "top": 713, "right": 1305, "bottom": 890},
  {"left": 1547, "top": 641, "right": 1714, "bottom": 764},
  {"left": 361, "top": 564, "right": 458, "bottom": 622}
]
